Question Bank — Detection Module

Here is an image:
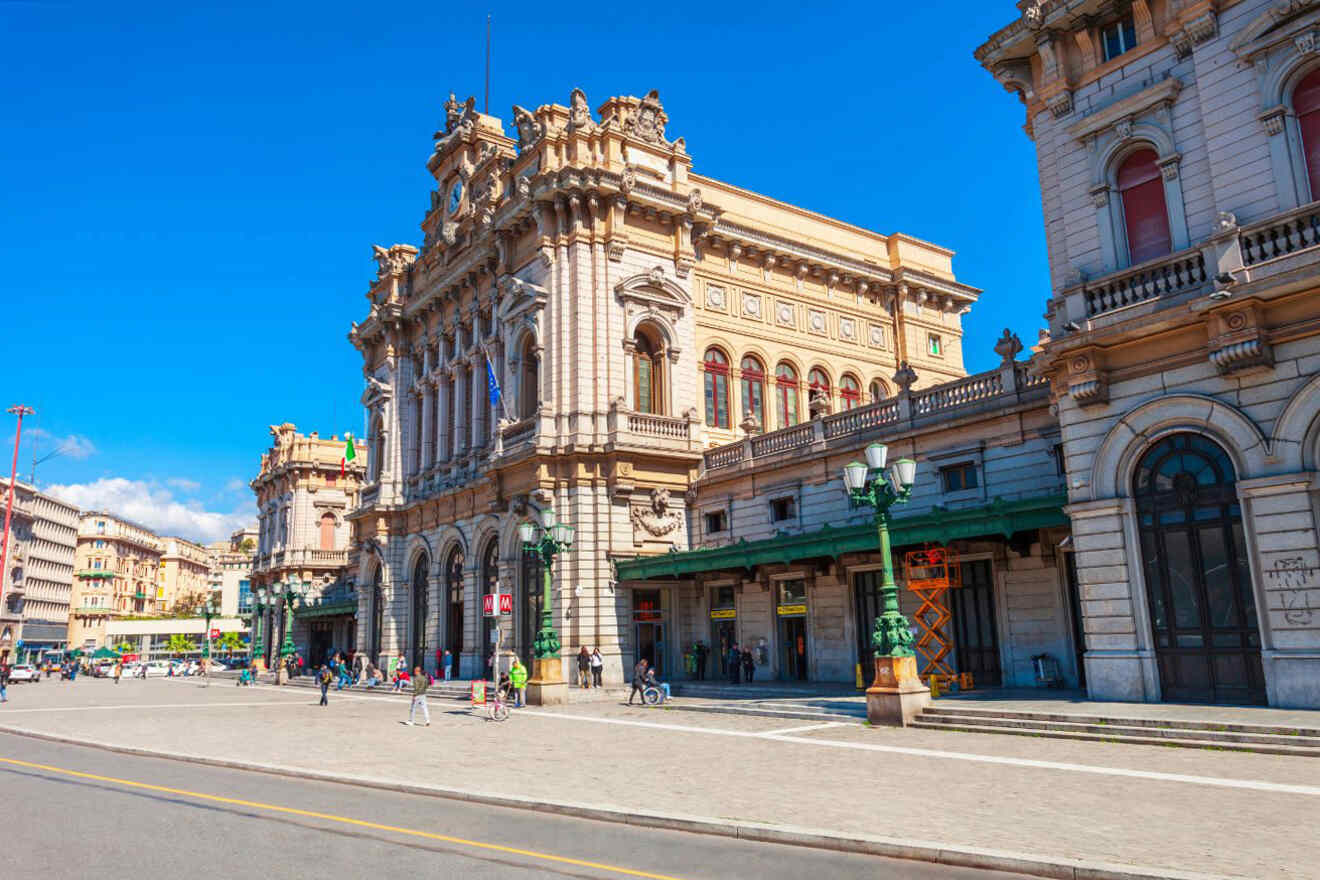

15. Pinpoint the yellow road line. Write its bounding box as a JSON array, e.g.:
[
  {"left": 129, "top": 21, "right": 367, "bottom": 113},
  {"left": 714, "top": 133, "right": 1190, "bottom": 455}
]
[{"left": 0, "top": 756, "right": 688, "bottom": 880}]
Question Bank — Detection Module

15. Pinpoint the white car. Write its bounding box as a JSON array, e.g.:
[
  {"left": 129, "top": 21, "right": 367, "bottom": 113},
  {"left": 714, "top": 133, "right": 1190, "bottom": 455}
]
[
  {"left": 7, "top": 664, "right": 40, "bottom": 683},
  {"left": 138, "top": 660, "right": 171, "bottom": 678}
]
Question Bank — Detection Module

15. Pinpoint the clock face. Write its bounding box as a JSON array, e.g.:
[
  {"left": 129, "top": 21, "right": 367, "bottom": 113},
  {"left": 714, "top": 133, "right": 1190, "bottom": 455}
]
[{"left": 448, "top": 181, "right": 463, "bottom": 214}]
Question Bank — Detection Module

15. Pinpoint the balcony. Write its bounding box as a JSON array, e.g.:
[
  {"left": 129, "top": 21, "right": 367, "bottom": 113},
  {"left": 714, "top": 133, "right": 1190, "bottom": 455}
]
[
  {"left": 703, "top": 361, "right": 1046, "bottom": 473},
  {"left": 607, "top": 401, "right": 701, "bottom": 456}
]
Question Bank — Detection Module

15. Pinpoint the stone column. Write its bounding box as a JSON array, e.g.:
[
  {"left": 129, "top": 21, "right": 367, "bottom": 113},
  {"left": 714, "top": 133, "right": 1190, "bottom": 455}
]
[
  {"left": 454, "top": 366, "right": 469, "bottom": 454},
  {"left": 437, "top": 372, "right": 451, "bottom": 462},
  {"left": 471, "top": 358, "right": 486, "bottom": 450},
  {"left": 421, "top": 380, "right": 435, "bottom": 469}
]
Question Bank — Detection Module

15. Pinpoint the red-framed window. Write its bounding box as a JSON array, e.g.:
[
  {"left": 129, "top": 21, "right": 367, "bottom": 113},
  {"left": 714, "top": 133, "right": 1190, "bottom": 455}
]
[
  {"left": 703, "top": 348, "right": 731, "bottom": 429},
  {"left": 776, "top": 363, "right": 800, "bottom": 429},
  {"left": 840, "top": 374, "right": 862, "bottom": 410},
  {"left": 1117, "top": 148, "right": 1173, "bottom": 264},
  {"left": 740, "top": 356, "right": 765, "bottom": 430},
  {"left": 1295, "top": 67, "right": 1320, "bottom": 202}
]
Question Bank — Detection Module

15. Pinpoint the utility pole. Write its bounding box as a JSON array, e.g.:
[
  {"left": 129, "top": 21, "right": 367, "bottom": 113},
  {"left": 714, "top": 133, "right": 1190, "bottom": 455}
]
[{"left": 1, "top": 405, "right": 35, "bottom": 622}]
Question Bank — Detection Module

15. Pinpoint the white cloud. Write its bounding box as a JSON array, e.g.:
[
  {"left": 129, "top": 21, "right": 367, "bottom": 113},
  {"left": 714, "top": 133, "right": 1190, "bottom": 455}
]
[
  {"left": 45, "top": 477, "right": 250, "bottom": 544},
  {"left": 223, "top": 477, "right": 248, "bottom": 493},
  {"left": 21, "top": 428, "right": 97, "bottom": 460},
  {"left": 166, "top": 477, "right": 201, "bottom": 492}
]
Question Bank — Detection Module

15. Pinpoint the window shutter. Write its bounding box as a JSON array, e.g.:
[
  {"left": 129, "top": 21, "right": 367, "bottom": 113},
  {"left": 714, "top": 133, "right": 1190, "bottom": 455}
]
[
  {"left": 1117, "top": 150, "right": 1172, "bottom": 264},
  {"left": 1295, "top": 69, "right": 1320, "bottom": 202}
]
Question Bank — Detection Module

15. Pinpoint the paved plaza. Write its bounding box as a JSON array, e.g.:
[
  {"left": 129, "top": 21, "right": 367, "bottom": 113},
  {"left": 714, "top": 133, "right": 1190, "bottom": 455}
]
[{"left": 1, "top": 677, "right": 1317, "bottom": 879}]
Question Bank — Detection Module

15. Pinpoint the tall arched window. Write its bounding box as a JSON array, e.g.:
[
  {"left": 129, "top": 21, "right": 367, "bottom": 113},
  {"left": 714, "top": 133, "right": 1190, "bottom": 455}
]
[
  {"left": 633, "top": 326, "right": 664, "bottom": 414},
  {"left": 1117, "top": 148, "right": 1172, "bottom": 264},
  {"left": 1133, "top": 433, "right": 1262, "bottom": 704},
  {"left": 369, "top": 416, "right": 385, "bottom": 481},
  {"left": 369, "top": 564, "right": 383, "bottom": 663},
  {"left": 318, "top": 512, "right": 335, "bottom": 551},
  {"left": 869, "top": 380, "right": 888, "bottom": 403},
  {"left": 410, "top": 554, "right": 429, "bottom": 669},
  {"left": 413, "top": 392, "right": 423, "bottom": 474},
  {"left": 808, "top": 368, "right": 831, "bottom": 414},
  {"left": 445, "top": 548, "right": 464, "bottom": 678},
  {"left": 519, "top": 337, "right": 539, "bottom": 421},
  {"left": 775, "top": 363, "right": 800, "bottom": 429},
  {"left": 1294, "top": 67, "right": 1320, "bottom": 202},
  {"left": 444, "top": 375, "right": 456, "bottom": 460},
  {"left": 840, "top": 374, "right": 862, "bottom": 409},
  {"left": 740, "top": 356, "right": 765, "bottom": 431},
  {"left": 703, "top": 348, "right": 731, "bottom": 428}
]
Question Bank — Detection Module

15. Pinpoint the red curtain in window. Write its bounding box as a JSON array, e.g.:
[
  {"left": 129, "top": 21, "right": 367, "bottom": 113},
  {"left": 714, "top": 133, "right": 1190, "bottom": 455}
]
[
  {"left": 1295, "top": 68, "right": 1320, "bottom": 203},
  {"left": 1117, "top": 149, "right": 1172, "bottom": 264}
]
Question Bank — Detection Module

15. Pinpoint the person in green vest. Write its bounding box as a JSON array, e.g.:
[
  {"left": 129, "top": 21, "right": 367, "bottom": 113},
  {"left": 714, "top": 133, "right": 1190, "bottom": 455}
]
[{"left": 508, "top": 657, "right": 528, "bottom": 708}]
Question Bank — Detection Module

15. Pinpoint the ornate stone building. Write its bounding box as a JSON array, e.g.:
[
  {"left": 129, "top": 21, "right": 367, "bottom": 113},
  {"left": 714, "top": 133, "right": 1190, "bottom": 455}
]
[
  {"left": 158, "top": 535, "right": 211, "bottom": 613},
  {"left": 0, "top": 481, "right": 78, "bottom": 662},
  {"left": 349, "top": 89, "right": 981, "bottom": 683},
  {"left": 978, "top": 0, "right": 1320, "bottom": 707},
  {"left": 207, "top": 525, "right": 258, "bottom": 618},
  {"left": 250, "top": 423, "right": 363, "bottom": 666},
  {"left": 67, "top": 511, "right": 163, "bottom": 651}
]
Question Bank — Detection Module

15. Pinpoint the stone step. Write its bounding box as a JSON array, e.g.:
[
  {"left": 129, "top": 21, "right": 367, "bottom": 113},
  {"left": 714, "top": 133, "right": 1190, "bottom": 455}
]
[
  {"left": 916, "top": 711, "right": 1320, "bottom": 749},
  {"left": 909, "top": 718, "right": 1320, "bottom": 757},
  {"left": 920, "top": 704, "right": 1320, "bottom": 738},
  {"left": 670, "top": 684, "right": 859, "bottom": 701},
  {"left": 665, "top": 702, "right": 866, "bottom": 724}
]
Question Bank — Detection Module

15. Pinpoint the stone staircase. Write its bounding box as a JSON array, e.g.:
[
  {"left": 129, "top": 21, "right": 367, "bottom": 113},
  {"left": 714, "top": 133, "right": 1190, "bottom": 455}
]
[
  {"left": 912, "top": 704, "right": 1320, "bottom": 756},
  {"left": 238, "top": 672, "right": 629, "bottom": 703}
]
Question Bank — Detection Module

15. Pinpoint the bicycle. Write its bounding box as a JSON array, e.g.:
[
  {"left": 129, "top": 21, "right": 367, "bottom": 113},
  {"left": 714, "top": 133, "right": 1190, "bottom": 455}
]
[{"left": 488, "top": 683, "right": 511, "bottom": 722}]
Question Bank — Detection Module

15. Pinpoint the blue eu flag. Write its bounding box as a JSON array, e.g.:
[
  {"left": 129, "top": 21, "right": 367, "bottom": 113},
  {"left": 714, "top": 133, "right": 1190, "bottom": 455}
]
[{"left": 485, "top": 352, "right": 502, "bottom": 407}]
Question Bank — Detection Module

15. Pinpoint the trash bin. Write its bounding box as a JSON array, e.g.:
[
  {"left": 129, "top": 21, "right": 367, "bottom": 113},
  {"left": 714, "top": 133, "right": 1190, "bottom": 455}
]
[{"left": 1032, "top": 653, "right": 1061, "bottom": 687}]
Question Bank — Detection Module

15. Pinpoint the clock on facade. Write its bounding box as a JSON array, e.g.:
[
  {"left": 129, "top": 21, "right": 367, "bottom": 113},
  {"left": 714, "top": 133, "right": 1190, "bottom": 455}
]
[{"left": 448, "top": 181, "right": 463, "bottom": 214}]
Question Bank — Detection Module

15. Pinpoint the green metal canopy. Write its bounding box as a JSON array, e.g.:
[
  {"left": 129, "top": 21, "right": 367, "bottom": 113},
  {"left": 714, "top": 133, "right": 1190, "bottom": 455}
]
[
  {"left": 615, "top": 493, "right": 1068, "bottom": 582},
  {"left": 294, "top": 600, "right": 357, "bottom": 619},
  {"left": 90, "top": 647, "right": 122, "bottom": 660}
]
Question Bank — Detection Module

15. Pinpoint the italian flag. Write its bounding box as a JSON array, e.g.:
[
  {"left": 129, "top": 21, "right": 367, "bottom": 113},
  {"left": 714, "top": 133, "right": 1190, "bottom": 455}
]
[{"left": 342, "top": 433, "right": 356, "bottom": 477}]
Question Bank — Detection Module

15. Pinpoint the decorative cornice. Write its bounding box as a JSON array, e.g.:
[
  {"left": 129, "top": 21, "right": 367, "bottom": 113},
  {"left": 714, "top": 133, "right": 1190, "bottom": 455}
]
[{"left": 1066, "top": 77, "right": 1183, "bottom": 142}]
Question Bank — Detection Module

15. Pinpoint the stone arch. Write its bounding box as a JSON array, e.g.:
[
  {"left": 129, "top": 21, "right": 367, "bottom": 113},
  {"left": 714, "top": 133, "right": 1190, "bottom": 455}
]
[
  {"left": 434, "top": 524, "right": 469, "bottom": 567},
  {"left": 404, "top": 534, "right": 435, "bottom": 578},
  {"left": 1089, "top": 394, "right": 1268, "bottom": 499},
  {"left": 1266, "top": 52, "right": 1320, "bottom": 209},
  {"left": 1271, "top": 373, "right": 1320, "bottom": 471}
]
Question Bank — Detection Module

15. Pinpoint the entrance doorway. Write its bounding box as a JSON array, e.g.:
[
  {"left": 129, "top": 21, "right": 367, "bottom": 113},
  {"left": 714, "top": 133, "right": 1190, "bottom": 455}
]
[
  {"left": 634, "top": 589, "right": 664, "bottom": 676},
  {"left": 778, "top": 616, "right": 808, "bottom": 681},
  {"left": 1134, "top": 433, "right": 1264, "bottom": 704},
  {"left": 951, "top": 559, "right": 1002, "bottom": 687},
  {"left": 852, "top": 569, "right": 885, "bottom": 673},
  {"left": 710, "top": 619, "right": 736, "bottom": 679},
  {"left": 1064, "top": 551, "right": 1087, "bottom": 689}
]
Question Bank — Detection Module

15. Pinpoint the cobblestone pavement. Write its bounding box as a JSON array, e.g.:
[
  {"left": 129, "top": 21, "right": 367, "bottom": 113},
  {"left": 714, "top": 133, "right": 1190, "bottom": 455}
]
[{"left": 1, "top": 678, "right": 1316, "bottom": 879}]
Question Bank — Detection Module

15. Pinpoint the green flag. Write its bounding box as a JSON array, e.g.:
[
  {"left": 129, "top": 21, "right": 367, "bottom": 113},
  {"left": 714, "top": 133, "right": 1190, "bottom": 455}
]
[{"left": 341, "top": 433, "right": 355, "bottom": 476}]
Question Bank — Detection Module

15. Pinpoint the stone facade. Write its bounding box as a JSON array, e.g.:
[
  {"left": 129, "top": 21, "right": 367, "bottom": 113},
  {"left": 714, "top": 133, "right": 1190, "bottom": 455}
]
[
  {"left": 67, "top": 512, "right": 163, "bottom": 651},
  {"left": 0, "top": 481, "right": 78, "bottom": 663},
  {"left": 158, "top": 535, "right": 211, "bottom": 613},
  {"left": 348, "top": 89, "right": 981, "bottom": 685},
  {"left": 250, "top": 423, "right": 363, "bottom": 666},
  {"left": 207, "top": 525, "right": 258, "bottom": 618},
  {"left": 978, "top": 0, "right": 1320, "bottom": 707}
]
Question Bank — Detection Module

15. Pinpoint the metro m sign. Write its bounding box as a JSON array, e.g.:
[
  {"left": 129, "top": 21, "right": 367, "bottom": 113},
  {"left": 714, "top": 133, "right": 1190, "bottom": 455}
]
[
  {"left": 482, "top": 594, "right": 496, "bottom": 617},
  {"left": 210, "top": 628, "right": 220, "bottom": 639},
  {"left": 498, "top": 593, "right": 513, "bottom": 615}
]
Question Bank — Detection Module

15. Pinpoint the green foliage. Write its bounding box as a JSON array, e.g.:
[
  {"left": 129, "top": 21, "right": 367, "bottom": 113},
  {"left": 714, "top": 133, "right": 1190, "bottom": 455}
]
[
  {"left": 165, "top": 633, "right": 198, "bottom": 654},
  {"left": 215, "top": 631, "right": 244, "bottom": 652},
  {"left": 115, "top": 641, "right": 134, "bottom": 653},
  {"left": 238, "top": 538, "right": 256, "bottom": 552}
]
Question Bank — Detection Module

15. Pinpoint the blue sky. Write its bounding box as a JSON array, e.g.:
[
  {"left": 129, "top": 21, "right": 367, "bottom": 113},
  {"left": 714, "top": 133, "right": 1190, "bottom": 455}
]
[{"left": 0, "top": 1, "right": 1042, "bottom": 542}]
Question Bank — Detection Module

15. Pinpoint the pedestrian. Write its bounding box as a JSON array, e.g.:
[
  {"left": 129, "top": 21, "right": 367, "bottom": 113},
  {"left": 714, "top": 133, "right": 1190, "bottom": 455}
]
[
  {"left": 113, "top": 662, "right": 122, "bottom": 684},
  {"left": 391, "top": 665, "right": 407, "bottom": 693},
  {"left": 577, "top": 646, "right": 591, "bottom": 688},
  {"left": 645, "top": 665, "right": 671, "bottom": 702},
  {"left": 628, "top": 657, "right": 649, "bottom": 705},
  {"left": 508, "top": 657, "right": 528, "bottom": 708},
  {"left": 352, "top": 652, "right": 364, "bottom": 685},
  {"left": 395, "top": 652, "right": 406, "bottom": 681},
  {"left": 0, "top": 661, "right": 10, "bottom": 703},
  {"left": 727, "top": 645, "right": 741, "bottom": 685},
  {"left": 741, "top": 648, "right": 756, "bottom": 684},
  {"left": 405, "top": 666, "right": 431, "bottom": 726},
  {"left": 694, "top": 641, "right": 708, "bottom": 681},
  {"left": 442, "top": 649, "right": 453, "bottom": 681},
  {"left": 590, "top": 647, "right": 604, "bottom": 688},
  {"left": 318, "top": 664, "right": 332, "bottom": 706}
]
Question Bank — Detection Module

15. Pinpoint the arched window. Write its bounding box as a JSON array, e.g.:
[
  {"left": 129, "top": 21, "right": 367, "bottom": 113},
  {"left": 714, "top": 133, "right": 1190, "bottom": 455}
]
[
  {"left": 1133, "top": 433, "right": 1262, "bottom": 704},
  {"left": 519, "top": 337, "right": 539, "bottom": 421},
  {"left": 1294, "top": 67, "right": 1320, "bottom": 202},
  {"left": 318, "top": 512, "right": 335, "bottom": 551},
  {"left": 869, "top": 380, "right": 888, "bottom": 403},
  {"left": 444, "top": 374, "right": 456, "bottom": 460},
  {"left": 369, "top": 416, "right": 385, "bottom": 482},
  {"left": 445, "top": 548, "right": 464, "bottom": 677},
  {"left": 369, "top": 564, "right": 383, "bottom": 663},
  {"left": 1117, "top": 148, "right": 1172, "bottom": 264},
  {"left": 775, "top": 362, "right": 800, "bottom": 429},
  {"left": 703, "top": 348, "right": 731, "bottom": 428},
  {"left": 740, "top": 356, "right": 765, "bottom": 431},
  {"left": 413, "top": 393, "right": 423, "bottom": 474},
  {"left": 633, "top": 326, "right": 664, "bottom": 414},
  {"left": 410, "top": 554, "right": 429, "bottom": 669},
  {"left": 840, "top": 374, "right": 862, "bottom": 410}
]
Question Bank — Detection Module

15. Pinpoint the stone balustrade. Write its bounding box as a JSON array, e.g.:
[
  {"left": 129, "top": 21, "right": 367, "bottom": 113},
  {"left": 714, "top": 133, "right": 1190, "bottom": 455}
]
[
  {"left": 1241, "top": 202, "right": 1320, "bottom": 267},
  {"left": 1078, "top": 247, "right": 1208, "bottom": 318}
]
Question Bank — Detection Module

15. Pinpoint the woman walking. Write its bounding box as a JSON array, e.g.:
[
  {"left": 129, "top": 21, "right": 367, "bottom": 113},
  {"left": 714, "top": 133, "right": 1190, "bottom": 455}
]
[
  {"left": 406, "top": 666, "right": 430, "bottom": 726},
  {"left": 590, "top": 647, "right": 604, "bottom": 688},
  {"left": 577, "top": 647, "right": 591, "bottom": 688},
  {"left": 318, "top": 664, "right": 332, "bottom": 706}
]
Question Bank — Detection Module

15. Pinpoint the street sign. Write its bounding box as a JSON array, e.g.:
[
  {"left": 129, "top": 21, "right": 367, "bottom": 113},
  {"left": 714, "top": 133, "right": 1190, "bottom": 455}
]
[
  {"left": 209, "top": 628, "right": 220, "bottom": 639},
  {"left": 498, "top": 593, "right": 513, "bottom": 615},
  {"left": 482, "top": 594, "right": 495, "bottom": 617}
]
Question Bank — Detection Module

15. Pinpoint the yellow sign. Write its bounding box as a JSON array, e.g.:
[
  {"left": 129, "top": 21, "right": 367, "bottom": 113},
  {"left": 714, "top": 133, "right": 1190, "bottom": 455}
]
[
  {"left": 709, "top": 609, "right": 736, "bottom": 620},
  {"left": 471, "top": 680, "right": 487, "bottom": 705},
  {"left": 777, "top": 604, "right": 807, "bottom": 616}
]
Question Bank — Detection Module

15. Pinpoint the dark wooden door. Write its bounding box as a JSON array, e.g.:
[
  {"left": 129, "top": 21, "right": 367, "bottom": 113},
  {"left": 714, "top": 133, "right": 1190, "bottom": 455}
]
[
  {"left": 852, "top": 569, "right": 885, "bottom": 673},
  {"left": 952, "top": 560, "right": 1002, "bottom": 687},
  {"left": 1135, "top": 434, "right": 1264, "bottom": 705}
]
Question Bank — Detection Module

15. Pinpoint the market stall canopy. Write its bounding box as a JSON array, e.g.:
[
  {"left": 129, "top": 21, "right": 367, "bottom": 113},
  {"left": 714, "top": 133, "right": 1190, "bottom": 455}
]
[{"left": 91, "top": 647, "right": 122, "bottom": 660}]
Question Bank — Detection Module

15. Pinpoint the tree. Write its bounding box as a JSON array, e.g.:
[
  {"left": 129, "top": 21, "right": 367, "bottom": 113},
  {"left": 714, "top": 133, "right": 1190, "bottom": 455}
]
[
  {"left": 165, "top": 634, "right": 198, "bottom": 654},
  {"left": 171, "top": 590, "right": 210, "bottom": 617},
  {"left": 115, "top": 641, "right": 134, "bottom": 653},
  {"left": 238, "top": 538, "right": 256, "bottom": 552},
  {"left": 215, "top": 631, "right": 244, "bottom": 653}
]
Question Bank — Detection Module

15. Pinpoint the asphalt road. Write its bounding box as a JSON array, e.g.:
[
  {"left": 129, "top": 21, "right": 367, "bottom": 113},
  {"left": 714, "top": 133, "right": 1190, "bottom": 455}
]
[{"left": 1, "top": 731, "right": 1033, "bottom": 880}]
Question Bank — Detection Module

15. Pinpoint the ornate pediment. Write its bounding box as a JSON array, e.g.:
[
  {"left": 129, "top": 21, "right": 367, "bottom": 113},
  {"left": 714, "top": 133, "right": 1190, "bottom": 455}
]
[
  {"left": 614, "top": 266, "right": 691, "bottom": 311},
  {"left": 1231, "top": 0, "right": 1320, "bottom": 59}
]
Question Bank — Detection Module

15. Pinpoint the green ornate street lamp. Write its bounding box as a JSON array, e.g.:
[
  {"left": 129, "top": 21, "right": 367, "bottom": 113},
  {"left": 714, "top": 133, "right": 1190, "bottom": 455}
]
[
  {"left": 279, "top": 578, "right": 311, "bottom": 659},
  {"left": 251, "top": 586, "right": 267, "bottom": 662},
  {"left": 201, "top": 597, "right": 218, "bottom": 660},
  {"left": 519, "top": 508, "right": 574, "bottom": 664},
  {"left": 843, "top": 443, "right": 918, "bottom": 658},
  {"left": 842, "top": 443, "right": 928, "bottom": 725}
]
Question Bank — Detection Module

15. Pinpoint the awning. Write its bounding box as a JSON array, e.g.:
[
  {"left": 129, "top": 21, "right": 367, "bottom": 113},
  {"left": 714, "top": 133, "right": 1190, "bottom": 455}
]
[
  {"left": 294, "top": 601, "right": 357, "bottom": 619},
  {"left": 615, "top": 494, "right": 1068, "bottom": 581}
]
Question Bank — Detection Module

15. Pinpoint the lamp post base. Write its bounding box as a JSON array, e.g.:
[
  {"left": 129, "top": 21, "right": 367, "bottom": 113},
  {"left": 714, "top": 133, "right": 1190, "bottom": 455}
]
[
  {"left": 865, "top": 655, "right": 930, "bottom": 727},
  {"left": 526, "top": 656, "right": 567, "bottom": 706}
]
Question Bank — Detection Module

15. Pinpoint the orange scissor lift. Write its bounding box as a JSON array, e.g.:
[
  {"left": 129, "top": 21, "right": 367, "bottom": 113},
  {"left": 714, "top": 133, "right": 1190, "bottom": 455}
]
[{"left": 904, "top": 547, "right": 973, "bottom": 694}]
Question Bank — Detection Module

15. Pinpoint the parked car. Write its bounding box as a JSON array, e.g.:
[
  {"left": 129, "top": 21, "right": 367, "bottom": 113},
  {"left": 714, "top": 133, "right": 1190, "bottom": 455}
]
[
  {"left": 7, "top": 664, "right": 40, "bottom": 683},
  {"left": 142, "top": 660, "right": 172, "bottom": 677}
]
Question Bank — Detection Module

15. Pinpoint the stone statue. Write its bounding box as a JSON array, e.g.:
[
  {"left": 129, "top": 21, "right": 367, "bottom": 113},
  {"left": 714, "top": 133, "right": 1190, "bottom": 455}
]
[{"left": 568, "top": 87, "right": 592, "bottom": 130}]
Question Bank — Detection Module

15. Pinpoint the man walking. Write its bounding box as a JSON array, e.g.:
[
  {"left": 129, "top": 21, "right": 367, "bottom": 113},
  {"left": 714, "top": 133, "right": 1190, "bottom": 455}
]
[
  {"left": 0, "top": 660, "right": 10, "bottom": 703},
  {"left": 405, "top": 666, "right": 430, "bottom": 726},
  {"left": 508, "top": 657, "right": 528, "bottom": 708},
  {"left": 318, "top": 664, "right": 332, "bottom": 706},
  {"left": 628, "top": 657, "right": 649, "bottom": 705},
  {"left": 112, "top": 662, "right": 122, "bottom": 684},
  {"left": 442, "top": 649, "right": 452, "bottom": 682}
]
